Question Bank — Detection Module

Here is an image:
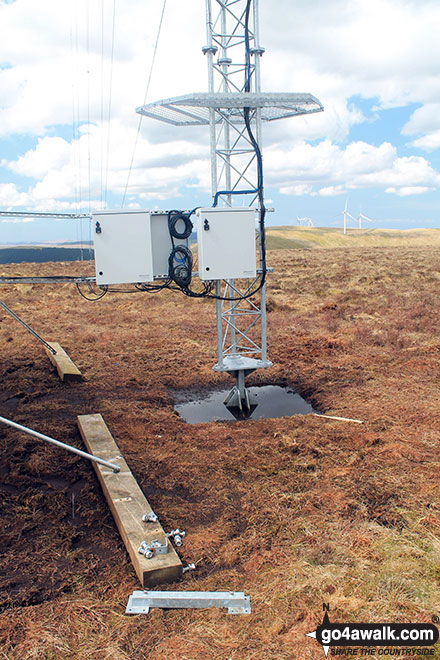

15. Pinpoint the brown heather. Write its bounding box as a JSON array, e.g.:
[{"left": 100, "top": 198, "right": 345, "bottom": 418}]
[{"left": 0, "top": 241, "right": 440, "bottom": 659}]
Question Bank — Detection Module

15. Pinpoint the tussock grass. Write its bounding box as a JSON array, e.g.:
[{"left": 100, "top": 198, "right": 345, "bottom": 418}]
[
  {"left": 266, "top": 226, "right": 440, "bottom": 250},
  {"left": 1, "top": 248, "right": 440, "bottom": 659}
]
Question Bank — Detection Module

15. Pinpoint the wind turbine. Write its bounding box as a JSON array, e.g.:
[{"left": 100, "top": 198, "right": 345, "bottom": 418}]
[
  {"left": 356, "top": 208, "right": 373, "bottom": 229},
  {"left": 297, "top": 216, "right": 314, "bottom": 226},
  {"left": 336, "top": 200, "right": 356, "bottom": 235}
]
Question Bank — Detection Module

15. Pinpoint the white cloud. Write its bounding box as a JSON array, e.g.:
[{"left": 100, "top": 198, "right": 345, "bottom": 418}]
[
  {"left": 265, "top": 140, "right": 440, "bottom": 197},
  {"left": 316, "top": 185, "right": 347, "bottom": 197},
  {"left": 0, "top": 0, "right": 439, "bottom": 216},
  {"left": 402, "top": 104, "right": 440, "bottom": 151},
  {"left": 3, "top": 128, "right": 439, "bottom": 208},
  {"left": 0, "top": 0, "right": 206, "bottom": 137},
  {"left": 2, "top": 0, "right": 440, "bottom": 142},
  {"left": 0, "top": 183, "right": 30, "bottom": 207},
  {"left": 385, "top": 186, "right": 434, "bottom": 196},
  {"left": 7, "top": 137, "right": 71, "bottom": 178},
  {"left": 261, "top": 0, "right": 440, "bottom": 107},
  {"left": 2, "top": 119, "right": 210, "bottom": 208},
  {"left": 279, "top": 184, "right": 313, "bottom": 196},
  {"left": 411, "top": 132, "right": 440, "bottom": 151}
]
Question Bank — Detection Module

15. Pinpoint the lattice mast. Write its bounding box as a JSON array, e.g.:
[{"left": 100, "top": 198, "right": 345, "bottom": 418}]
[
  {"left": 137, "top": 0, "right": 323, "bottom": 409},
  {"left": 204, "top": 0, "right": 264, "bottom": 206},
  {"left": 203, "top": 0, "right": 269, "bottom": 410}
]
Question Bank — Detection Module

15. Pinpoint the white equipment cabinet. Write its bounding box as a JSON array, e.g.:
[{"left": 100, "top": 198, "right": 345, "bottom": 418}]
[
  {"left": 93, "top": 210, "right": 188, "bottom": 286},
  {"left": 94, "top": 210, "right": 154, "bottom": 286},
  {"left": 196, "top": 208, "right": 256, "bottom": 281}
]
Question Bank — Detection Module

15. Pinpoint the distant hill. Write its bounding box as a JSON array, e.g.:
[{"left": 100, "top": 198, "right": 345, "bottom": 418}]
[
  {"left": 265, "top": 226, "right": 440, "bottom": 250},
  {"left": 0, "top": 246, "right": 94, "bottom": 264},
  {"left": 2, "top": 227, "right": 440, "bottom": 264}
]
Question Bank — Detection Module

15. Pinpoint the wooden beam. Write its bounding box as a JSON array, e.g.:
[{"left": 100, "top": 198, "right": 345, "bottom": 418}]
[
  {"left": 45, "top": 342, "right": 82, "bottom": 382},
  {"left": 77, "top": 413, "right": 182, "bottom": 587}
]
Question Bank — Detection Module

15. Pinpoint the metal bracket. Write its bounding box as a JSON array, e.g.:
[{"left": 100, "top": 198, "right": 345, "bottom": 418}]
[
  {"left": 126, "top": 590, "right": 251, "bottom": 615},
  {"left": 138, "top": 538, "right": 168, "bottom": 559},
  {"left": 202, "top": 45, "right": 217, "bottom": 55}
]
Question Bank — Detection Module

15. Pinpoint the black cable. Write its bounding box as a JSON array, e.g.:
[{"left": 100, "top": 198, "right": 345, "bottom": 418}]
[
  {"left": 76, "top": 282, "right": 108, "bottom": 300},
  {"left": 168, "top": 210, "right": 193, "bottom": 240},
  {"left": 168, "top": 245, "right": 193, "bottom": 287},
  {"left": 135, "top": 280, "right": 172, "bottom": 293}
]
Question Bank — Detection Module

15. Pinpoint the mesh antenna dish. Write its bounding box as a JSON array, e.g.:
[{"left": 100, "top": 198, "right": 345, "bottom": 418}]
[{"left": 137, "top": 92, "right": 323, "bottom": 126}]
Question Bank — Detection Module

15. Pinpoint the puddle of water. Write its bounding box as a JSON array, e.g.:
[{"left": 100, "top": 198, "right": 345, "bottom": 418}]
[{"left": 174, "top": 385, "right": 318, "bottom": 423}]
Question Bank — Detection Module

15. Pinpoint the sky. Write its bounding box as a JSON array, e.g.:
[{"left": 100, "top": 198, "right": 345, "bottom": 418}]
[{"left": 0, "top": 0, "right": 440, "bottom": 243}]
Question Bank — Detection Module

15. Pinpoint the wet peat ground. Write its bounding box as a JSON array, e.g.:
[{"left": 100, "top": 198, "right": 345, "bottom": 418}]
[{"left": 0, "top": 247, "right": 440, "bottom": 659}]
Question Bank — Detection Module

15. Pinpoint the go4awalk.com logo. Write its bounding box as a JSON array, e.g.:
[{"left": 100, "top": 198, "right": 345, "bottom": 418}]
[{"left": 306, "top": 604, "right": 439, "bottom": 658}]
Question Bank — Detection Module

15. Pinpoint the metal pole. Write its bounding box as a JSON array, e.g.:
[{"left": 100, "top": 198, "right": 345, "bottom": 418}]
[
  {"left": 260, "top": 280, "right": 267, "bottom": 362},
  {"left": 0, "top": 211, "right": 90, "bottom": 219},
  {"left": 0, "top": 300, "right": 57, "bottom": 355},
  {"left": 0, "top": 415, "right": 121, "bottom": 473},
  {"left": 220, "top": 3, "right": 232, "bottom": 206},
  {"left": 228, "top": 278, "right": 237, "bottom": 354},
  {"left": 250, "top": 0, "right": 267, "bottom": 367},
  {"left": 215, "top": 280, "right": 224, "bottom": 368},
  {"left": 205, "top": 0, "right": 218, "bottom": 202}
]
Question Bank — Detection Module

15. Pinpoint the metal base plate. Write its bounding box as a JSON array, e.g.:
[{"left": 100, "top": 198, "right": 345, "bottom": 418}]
[
  {"left": 126, "top": 590, "right": 251, "bottom": 615},
  {"left": 213, "top": 355, "right": 272, "bottom": 373}
]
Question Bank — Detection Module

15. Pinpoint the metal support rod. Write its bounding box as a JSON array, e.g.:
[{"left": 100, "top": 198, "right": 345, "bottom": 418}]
[
  {"left": 221, "top": 4, "right": 233, "bottom": 207},
  {"left": 0, "top": 276, "right": 96, "bottom": 284},
  {"left": 215, "top": 281, "right": 224, "bottom": 369},
  {"left": 260, "top": 281, "right": 267, "bottom": 362},
  {"left": 0, "top": 300, "right": 57, "bottom": 354},
  {"left": 0, "top": 415, "right": 121, "bottom": 473},
  {"left": 228, "top": 279, "right": 237, "bottom": 353},
  {"left": 205, "top": 0, "right": 218, "bottom": 202},
  {"left": 236, "top": 369, "right": 246, "bottom": 403},
  {"left": 0, "top": 211, "right": 90, "bottom": 219}
]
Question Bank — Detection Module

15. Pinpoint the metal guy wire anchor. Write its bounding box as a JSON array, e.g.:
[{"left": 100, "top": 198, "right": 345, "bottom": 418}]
[
  {"left": 182, "top": 563, "right": 196, "bottom": 574},
  {"left": 166, "top": 529, "right": 186, "bottom": 546},
  {"left": 142, "top": 511, "right": 158, "bottom": 523}
]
